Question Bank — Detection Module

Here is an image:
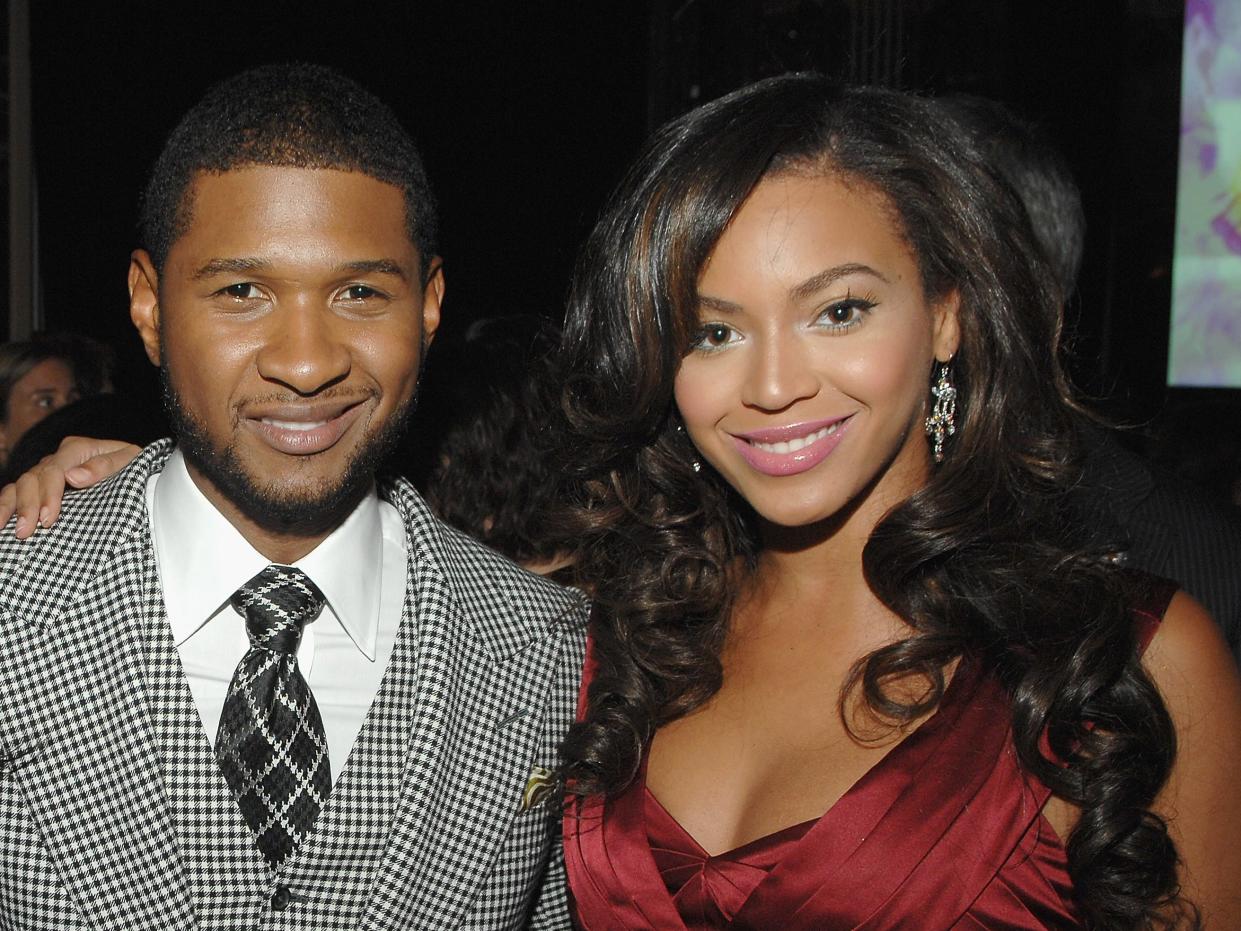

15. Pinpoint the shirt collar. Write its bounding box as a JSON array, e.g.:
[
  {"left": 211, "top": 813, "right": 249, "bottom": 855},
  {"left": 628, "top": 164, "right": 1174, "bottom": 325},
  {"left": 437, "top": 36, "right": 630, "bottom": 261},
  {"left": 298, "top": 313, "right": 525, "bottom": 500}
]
[{"left": 150, "top": 448, "right": 384, "bottom": 659}]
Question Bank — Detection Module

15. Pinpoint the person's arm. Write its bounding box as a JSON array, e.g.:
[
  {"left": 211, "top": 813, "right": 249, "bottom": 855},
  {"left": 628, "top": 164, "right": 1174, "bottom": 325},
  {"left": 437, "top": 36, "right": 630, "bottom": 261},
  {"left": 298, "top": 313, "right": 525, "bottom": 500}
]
[
  {"left": 1145, "top": 591, "right": 1241, "bottom": 927},
  {"left": 0, "top": 436, "right": 141, "bottom": 537}
]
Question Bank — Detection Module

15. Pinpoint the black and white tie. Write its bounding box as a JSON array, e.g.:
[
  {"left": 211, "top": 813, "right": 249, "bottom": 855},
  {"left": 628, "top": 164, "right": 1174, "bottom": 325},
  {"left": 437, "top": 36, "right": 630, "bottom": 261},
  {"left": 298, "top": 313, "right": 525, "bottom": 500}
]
[{"left": 216, "top": 565, "right": 332, "bottom": 868}]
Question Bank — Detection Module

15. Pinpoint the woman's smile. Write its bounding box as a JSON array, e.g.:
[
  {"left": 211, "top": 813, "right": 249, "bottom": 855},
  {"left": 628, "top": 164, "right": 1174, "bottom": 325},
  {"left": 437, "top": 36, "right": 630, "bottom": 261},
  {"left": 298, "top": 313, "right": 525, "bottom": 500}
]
[{"left": 729, "top": 415, "right": 853, "bottom": 476}]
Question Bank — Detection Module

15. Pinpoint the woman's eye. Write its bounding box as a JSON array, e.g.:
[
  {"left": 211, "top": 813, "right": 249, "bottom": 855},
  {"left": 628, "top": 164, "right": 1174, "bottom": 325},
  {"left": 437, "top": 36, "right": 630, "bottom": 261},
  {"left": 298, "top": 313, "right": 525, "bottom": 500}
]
[
  {"left": 818, "top": 298, "right": 874, "bottom": 330},
  {"left": 692, "top": 322, "right": 738, "bottom": 351}
]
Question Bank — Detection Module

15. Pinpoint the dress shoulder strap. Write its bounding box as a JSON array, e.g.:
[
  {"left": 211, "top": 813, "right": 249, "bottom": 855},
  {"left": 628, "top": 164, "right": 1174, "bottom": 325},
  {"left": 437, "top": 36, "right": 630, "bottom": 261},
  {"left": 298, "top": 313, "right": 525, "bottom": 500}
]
[
  {"left": 576, "top": 625, "right": 600, "bottom": 722},
  {"left": 1130, "top": 573, "right": 1179, "bottom": 656}
]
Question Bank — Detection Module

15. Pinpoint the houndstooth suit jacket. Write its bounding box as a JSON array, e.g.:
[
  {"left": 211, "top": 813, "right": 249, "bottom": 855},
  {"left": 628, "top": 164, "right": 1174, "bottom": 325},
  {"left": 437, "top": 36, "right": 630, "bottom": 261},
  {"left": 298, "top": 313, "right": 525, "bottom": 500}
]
[{"left": 0, "top": 441, "right": 587, "bottom": 930}]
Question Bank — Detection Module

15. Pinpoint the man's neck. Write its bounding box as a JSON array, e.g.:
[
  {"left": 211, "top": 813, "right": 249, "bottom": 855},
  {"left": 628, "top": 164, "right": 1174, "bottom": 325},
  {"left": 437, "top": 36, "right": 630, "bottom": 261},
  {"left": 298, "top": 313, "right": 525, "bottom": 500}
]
[{"left": 183, "top": 463, "right": 347, "bottom": 564}]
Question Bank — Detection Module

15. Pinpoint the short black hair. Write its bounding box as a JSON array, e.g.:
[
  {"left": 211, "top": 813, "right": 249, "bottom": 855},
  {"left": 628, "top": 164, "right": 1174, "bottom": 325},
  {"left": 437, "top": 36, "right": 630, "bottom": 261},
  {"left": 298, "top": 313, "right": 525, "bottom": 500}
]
[{"left": 139, "top": 62, "right": 438, "bottom": 279}]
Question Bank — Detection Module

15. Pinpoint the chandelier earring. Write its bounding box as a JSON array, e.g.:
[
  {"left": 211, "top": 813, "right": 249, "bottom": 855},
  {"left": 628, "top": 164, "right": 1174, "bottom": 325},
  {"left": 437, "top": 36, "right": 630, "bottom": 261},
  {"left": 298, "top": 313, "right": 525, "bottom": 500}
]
[
  {"left": 924, "top": 358, "right": 957, "bottom": 464},
  {"left": 675, "top": 423, "right": 703, "bottom": 473}
]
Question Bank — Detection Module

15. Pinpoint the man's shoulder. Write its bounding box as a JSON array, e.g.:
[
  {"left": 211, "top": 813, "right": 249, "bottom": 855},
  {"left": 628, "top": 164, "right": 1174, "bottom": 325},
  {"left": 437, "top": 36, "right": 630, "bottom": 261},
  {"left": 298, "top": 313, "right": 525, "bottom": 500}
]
[
  {"left": 379, "top": 475, "right": 589, "bottom": 641},
  {"left": 436, "top": 517, "right": 585, "bottom": 611},
  {"left": 0, "top": 440, "right": 171, "bottom": 614}
]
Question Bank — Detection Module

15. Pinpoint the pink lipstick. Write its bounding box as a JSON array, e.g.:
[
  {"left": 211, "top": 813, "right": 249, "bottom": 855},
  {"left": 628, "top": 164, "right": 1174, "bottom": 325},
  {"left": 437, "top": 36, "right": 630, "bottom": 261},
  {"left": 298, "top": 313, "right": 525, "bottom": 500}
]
[{"left": 729, "top": 416, "right": 851, "bottom": 476}]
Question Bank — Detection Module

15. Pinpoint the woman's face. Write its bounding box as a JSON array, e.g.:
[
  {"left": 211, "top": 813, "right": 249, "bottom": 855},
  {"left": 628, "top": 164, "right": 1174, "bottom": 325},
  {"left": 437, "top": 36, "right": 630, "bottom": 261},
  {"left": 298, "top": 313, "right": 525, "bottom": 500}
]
[
  {"left": 673, "top": 172, "right": 959, "bottom": 532},
  {"left": 1, "top": 357, "right": 78, "bottom": 454}
]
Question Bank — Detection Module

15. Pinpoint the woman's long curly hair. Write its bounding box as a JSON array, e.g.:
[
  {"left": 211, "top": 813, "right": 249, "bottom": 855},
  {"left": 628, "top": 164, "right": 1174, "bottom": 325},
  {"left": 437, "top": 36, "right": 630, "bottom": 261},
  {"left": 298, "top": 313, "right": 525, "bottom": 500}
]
[{"left": 557, "top": 75, "right": 1189, "bottom": 928}]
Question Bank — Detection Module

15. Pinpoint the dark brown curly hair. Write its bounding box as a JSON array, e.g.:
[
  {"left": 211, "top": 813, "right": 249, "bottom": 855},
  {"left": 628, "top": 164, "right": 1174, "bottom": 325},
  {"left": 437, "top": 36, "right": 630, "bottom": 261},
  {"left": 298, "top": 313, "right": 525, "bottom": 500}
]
[
  {"left": 421, "top": 315, "right": 568, "bottom": 568},
  {"left": 557, "top": 75, "right": 1191, "bottom": 929}
]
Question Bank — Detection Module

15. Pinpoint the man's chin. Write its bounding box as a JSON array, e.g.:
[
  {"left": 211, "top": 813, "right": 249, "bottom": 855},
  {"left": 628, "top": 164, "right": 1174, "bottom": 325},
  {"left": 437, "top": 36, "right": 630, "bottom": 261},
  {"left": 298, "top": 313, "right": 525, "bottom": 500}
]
[
  {"left": 161, "top": 368, "right": 415, "bottom": 539},
  {"left": 188, "top": 453, "right": 373, "bottom": 537}
]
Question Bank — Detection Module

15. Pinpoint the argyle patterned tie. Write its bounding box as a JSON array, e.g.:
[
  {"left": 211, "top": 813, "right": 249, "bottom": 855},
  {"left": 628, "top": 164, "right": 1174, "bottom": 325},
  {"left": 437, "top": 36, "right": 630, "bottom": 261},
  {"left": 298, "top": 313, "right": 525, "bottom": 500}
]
[{"left": 216, "top": 565, "right": 332, "bottom": 868}]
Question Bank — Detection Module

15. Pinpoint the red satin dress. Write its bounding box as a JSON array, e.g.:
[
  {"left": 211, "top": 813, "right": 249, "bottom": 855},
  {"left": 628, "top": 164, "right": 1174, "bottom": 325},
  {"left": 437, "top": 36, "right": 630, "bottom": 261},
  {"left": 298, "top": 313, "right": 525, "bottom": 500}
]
[{"left": 564, "top": 584, "right": 1172, "bottom": 930}]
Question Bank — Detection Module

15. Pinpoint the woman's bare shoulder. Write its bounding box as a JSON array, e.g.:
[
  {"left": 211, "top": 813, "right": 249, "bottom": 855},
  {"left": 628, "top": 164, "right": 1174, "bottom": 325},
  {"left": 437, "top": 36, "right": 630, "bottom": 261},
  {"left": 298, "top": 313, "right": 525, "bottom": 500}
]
[{"left": 1144, "top": 590, "right": 1241, "bottom": 928}]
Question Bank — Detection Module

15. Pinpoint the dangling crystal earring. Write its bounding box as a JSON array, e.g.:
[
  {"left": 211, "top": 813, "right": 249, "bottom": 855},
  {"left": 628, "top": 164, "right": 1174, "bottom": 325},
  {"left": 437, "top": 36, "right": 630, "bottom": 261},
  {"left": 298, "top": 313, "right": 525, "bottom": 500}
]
[
  {"left": 676, "top": 423, "right": 703, "bottom": 473},
  {"left": 924, "top": 359, "right": 956, "bottom": 464}
]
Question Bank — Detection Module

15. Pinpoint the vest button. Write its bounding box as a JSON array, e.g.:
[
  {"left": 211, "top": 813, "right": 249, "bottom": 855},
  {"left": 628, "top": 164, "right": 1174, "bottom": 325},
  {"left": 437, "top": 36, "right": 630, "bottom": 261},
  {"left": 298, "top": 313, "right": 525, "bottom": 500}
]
[{"left": 270, "top": 885, "right": 291, "bottom": 911}]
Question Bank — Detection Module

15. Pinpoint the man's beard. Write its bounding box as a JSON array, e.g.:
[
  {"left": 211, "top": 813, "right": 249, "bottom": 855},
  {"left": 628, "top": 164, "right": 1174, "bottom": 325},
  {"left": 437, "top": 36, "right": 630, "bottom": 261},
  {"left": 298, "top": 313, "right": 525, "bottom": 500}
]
[{"left": 160, "top": 366, "right": 414, "bottom": 538}]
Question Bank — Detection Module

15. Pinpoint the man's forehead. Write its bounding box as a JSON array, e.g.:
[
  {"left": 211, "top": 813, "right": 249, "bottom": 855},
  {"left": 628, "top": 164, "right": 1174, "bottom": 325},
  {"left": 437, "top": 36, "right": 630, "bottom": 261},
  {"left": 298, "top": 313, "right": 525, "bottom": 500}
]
[
  {"left": 183, "top": 164, "right": 404, "bottom": 201},
  {"left": 168, "top": 166, "right": 420, "bottom": 268}
]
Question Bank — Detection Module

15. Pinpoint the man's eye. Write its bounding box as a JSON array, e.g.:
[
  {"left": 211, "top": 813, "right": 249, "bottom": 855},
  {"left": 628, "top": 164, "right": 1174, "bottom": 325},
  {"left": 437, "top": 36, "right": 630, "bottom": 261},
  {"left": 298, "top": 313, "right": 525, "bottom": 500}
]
[
  {"left": 341, "top": 285, "right": 379, "bottom": 300},
  {"left": 221, "top": 283, "right": 262, "bottom": 300}
]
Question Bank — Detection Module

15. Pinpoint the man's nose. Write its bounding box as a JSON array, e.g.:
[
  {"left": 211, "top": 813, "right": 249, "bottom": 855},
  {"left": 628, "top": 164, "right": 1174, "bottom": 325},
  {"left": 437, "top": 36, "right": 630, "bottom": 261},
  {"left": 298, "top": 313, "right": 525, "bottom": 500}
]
[{"left": 255, "top": 305, "right": 352, "bottom": 395}]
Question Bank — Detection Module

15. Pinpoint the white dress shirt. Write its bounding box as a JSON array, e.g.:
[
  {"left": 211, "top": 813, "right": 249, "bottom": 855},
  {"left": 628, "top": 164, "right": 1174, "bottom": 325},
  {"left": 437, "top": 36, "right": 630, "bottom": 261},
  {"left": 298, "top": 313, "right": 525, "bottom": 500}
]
[{"left": 146, "top": 449, "right": 407, "bottom": 781}]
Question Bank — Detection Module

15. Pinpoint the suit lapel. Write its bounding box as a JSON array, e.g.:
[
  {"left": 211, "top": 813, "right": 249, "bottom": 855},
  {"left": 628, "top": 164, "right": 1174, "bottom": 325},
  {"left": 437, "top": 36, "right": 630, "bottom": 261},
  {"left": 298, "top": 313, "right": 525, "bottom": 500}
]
[
  {"left": 363, "top": 586, "right": 570, "bottom": 930},
  {"left": 0, "top": 532, "right": 197, "bottom": 930},
  {"left": 358, "top": 484, "right": 579, "bottom": 931}
]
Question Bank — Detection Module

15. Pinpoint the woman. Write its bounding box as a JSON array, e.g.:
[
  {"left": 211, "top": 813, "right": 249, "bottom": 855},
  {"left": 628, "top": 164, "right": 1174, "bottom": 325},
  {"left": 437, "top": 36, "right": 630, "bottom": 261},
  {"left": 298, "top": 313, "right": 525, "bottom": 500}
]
[
  {"left": 5, "top": 77, "right": 1240, "bottom": 928},
  {"left": 555, "top": 76, "right": 1240, "bottom": 927},
  {"left": 0, "top": 340, "right": 81, "bottom": 468}
]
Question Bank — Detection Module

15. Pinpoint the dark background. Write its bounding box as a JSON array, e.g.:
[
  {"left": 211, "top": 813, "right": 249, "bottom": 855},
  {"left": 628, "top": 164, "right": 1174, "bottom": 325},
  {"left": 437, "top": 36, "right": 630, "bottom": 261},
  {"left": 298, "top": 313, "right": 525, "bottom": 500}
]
[{"left": 25, "top": 0, "right": 1186, "bottom": 425}]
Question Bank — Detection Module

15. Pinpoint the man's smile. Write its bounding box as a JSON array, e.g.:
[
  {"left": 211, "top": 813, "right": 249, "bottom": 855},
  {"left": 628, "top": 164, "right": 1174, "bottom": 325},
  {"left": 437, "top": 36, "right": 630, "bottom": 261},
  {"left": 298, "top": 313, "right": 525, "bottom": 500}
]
[{"left": 245, "top": 397, "right": 371, "bottom": 455}]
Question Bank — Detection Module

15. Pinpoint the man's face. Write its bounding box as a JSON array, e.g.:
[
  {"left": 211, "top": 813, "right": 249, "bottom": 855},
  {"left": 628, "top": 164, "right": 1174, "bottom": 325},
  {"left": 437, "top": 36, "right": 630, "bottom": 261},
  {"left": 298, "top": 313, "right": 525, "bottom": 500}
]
[{"left": 129, "top": 166, "right": 442, "bottom": 545}]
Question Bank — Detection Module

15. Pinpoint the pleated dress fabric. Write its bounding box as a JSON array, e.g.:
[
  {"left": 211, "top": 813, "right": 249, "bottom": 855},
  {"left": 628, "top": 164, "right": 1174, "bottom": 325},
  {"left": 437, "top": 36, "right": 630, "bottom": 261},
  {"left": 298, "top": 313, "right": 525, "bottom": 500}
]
[{"left": 565, "top": 582, "right": 1173, "bottom": 930}]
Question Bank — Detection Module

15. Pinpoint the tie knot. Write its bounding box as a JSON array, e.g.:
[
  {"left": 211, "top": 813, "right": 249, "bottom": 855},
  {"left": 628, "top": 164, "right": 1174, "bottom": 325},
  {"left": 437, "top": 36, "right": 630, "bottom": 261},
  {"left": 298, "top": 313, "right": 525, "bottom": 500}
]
[{"left": 231, "top": 565, "right": 325, "bottom": 654}]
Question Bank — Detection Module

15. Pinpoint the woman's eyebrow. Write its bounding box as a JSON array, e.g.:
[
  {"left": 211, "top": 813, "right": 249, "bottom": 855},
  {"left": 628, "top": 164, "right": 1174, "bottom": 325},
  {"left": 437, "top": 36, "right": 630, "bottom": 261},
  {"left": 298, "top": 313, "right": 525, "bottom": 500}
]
[
  {"left": 789, "top": 263, "right": 888, "bottom": 300},
  {"left": 697, "top": 263, "right": 889, "bottom": 311},
  {"left": 697, "top": 295, "right": 741, "bottom": 313}
]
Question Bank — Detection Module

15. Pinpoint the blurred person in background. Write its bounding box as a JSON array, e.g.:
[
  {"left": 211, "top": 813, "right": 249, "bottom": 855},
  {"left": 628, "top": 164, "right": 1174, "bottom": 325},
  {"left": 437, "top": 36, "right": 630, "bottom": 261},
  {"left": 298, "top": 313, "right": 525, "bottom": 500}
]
[
  {"left": 0, "top": 333, "right": 115, "bottom": 468},
  {"left": 1, "top": 393, "right": 166, "bottom": 485},
  {"left": 941, "top": 93, "right": 1241, "bottom": 666},
  {"left": 414, "top": 315, "right": 574, "bottom": 578},
  {"left": 1146, "top": 396, "right": 1241, "bottom": 508},
  {"left": 52, "top": 331, "right": 116, "bottom": 397},
  {"left": 0, "top": 336, "right": 92, "bottom": 466}
]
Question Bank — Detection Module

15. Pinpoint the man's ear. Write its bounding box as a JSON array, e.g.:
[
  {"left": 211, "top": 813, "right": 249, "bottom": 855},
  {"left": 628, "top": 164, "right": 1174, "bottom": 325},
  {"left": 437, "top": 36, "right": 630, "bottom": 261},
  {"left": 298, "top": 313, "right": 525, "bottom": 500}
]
[
  {"left": 932, "top": 288, "right": 962, "bottom": 363},
  {"left": 420, "top": 257, "right": 445, "bottom": 348},
  {"left": 129, "top": 250, "right": 162, "bottom": 366}
]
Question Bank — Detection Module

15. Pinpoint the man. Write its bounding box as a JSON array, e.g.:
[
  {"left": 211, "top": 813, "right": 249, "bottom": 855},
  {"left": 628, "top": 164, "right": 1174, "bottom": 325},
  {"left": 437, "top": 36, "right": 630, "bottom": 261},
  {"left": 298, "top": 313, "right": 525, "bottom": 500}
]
[{"left": 0, "top": 63, "right": 586, "bottom": 930}]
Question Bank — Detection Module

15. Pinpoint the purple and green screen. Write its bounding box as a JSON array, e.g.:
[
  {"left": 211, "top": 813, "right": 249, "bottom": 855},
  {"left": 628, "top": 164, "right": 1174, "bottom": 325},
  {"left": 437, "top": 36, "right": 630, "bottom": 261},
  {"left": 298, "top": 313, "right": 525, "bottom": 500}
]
[{"left": 1170, "top": 0, "right": 1241, "bottom": 387}]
